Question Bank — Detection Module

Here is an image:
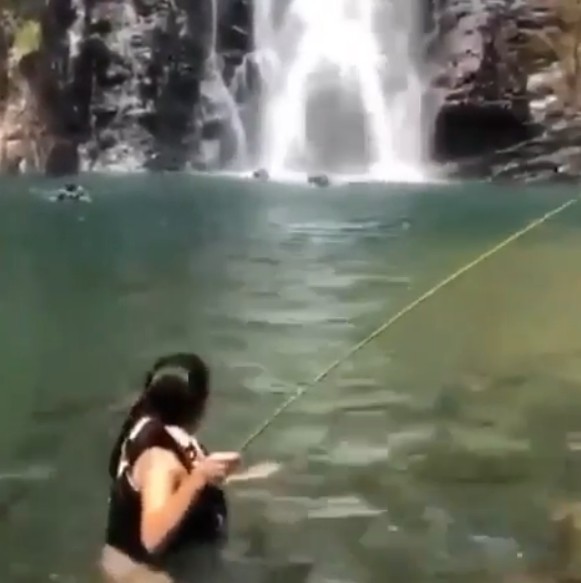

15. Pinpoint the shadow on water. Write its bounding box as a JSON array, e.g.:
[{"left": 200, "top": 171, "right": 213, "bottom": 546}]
[{"left": 0, "top": 174, "right": 581, "bottom": 582}]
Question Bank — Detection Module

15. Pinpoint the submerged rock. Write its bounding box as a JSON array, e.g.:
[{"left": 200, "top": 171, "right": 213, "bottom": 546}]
[{"left": 411, "top": 427, "right": 533, "bottom": 484}]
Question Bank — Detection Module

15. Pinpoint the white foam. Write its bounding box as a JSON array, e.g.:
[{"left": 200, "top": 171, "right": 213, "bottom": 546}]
[{"left": 253, "top": 0, "right": 429, "bottom": 182}]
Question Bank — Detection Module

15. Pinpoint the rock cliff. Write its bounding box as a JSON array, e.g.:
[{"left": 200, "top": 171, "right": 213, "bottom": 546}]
[
  {"left": 426, "top": 0, "right": 581, "bottom": 181},
  {"left": 0, "top": 0, "right": 252, "bottom": 175},
  {"left": 0, "top": 0, "right": 579, "bottom": 181}
]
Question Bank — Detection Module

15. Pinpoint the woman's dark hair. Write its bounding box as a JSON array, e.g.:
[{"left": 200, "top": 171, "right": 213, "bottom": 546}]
[{"left": 108, "top": 353, "right": 210, "bottom": 479}]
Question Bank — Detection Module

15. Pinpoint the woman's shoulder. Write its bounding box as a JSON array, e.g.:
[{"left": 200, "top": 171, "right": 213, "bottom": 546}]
[
  {"left": 134, "top": 445, "right": 184, "bottom": 476},
  {"left": 128, "top": 418, "right": 169, "bottom": 448},
  {"left": 128, "top": 421, "right": 190, "bottom": 489},
  {"left": 125, "top": 418, "right": 187, "bottom": 466}
]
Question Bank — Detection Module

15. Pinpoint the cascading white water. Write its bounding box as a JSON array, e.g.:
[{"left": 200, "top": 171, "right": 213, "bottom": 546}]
[
  {"left": 68, "top": 0, "right": 85, "bottom": 60},
  {"left": 202, "top": 0, "right": 248, "bottom": 168},
  {"left": 253, "top": 0, "right": 427, "bottom": 182}
]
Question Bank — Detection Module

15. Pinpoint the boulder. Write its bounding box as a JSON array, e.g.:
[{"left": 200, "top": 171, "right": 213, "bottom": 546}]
[{"left": 252, "top": 167, "right": 269, "bottom": 180}]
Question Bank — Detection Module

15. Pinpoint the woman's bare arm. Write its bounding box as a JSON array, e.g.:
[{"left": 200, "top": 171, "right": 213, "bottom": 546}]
[{"left": 133, "top": 447, "right": 209, "bottom": 555}]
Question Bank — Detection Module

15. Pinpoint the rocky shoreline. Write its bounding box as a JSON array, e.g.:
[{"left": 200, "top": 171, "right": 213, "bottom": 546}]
[{"left": 0, "top": 0, "right": 579, "bottom": 181}]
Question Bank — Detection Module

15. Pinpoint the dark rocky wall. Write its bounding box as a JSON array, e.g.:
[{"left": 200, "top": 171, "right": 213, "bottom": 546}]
[
  {"left": 425, "top": 0, "right": 533, "bottom": 161},
  {"left": 422, "top": 0, "right": 581, "bottom": 182},
  {"left": 10, "top": 0, "right": 252, "bottom": 175}
]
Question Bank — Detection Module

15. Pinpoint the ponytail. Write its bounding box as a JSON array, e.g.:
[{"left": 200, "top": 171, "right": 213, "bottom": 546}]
[
  {"left": 107, "top": 358, "right": 165, "bottom": 479},
  {"left": 107, "top": 353, "right": 210, "bottom": 480},
  {"left": 108, "top": 394, "right": 147, "bottom": 479}
]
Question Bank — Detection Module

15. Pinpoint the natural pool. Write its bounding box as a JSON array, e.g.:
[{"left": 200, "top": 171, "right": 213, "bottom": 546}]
[{"left": 1, "top": 174, "right": 580, "bottom": 583}]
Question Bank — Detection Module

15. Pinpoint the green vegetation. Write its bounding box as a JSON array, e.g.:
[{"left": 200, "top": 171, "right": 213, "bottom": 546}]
[
  {"left": 11, "top": 19, "right": 40, "bottom": 60},
  {"left": 0, "top": 0, "right": 43, "bottom": 64},
  {"left": 0, "top": 6, "right": 41, "bottom": 107}
]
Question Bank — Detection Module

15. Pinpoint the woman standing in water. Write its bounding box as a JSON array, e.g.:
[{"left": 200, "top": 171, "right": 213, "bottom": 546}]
[{"left": 101, "top": 353, "right": 246, "bottom": 582}]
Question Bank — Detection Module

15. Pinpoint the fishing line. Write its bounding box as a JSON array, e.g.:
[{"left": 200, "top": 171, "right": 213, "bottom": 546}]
[{"left": 238, "top": 196, "right": 579, "bottom": 452}]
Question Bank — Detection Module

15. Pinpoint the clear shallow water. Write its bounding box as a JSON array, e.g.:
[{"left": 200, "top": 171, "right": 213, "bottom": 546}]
[{"left": 1, "top": 174, "right": 581, "bottom": 582}]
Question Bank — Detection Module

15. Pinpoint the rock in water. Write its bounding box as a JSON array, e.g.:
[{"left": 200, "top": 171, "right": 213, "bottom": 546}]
[
  {"left": 50, "top": 183, "right": 91, "bottom": 203},
  {"left": 307, "top": 174, "right": 330, "bottom": 187},
  {"left": 252, "top": 168, "right": 269, "bottom": 181}
]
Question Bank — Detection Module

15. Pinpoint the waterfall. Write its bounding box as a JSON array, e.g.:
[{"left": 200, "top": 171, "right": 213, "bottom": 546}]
[
  {"left": 67, "top": 0, "right": 85, "bottom": 60},
  {"left": 199, "top": 0, "right": 248, "bottom": 169},
  {"left": 251, "top": 0, "right": 427, "bottom": 182},
  {"left": 59, "top": 0, "right": 429, "bottom": 179}
]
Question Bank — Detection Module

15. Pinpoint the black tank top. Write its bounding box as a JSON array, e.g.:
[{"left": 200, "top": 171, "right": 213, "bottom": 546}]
[{"left": 105, "top": 417, "right": 228, "bottom": 565}]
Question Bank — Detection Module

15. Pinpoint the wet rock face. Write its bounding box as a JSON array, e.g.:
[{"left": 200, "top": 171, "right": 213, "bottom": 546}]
[
  {"left": 11, "top": 0, "right": 252, "bottom": 174},
  {"left": 45, "top": 140, "right": 80, "bottom": 176},
  {"left": 427, "top": 0, "right": 534, "bottom": 161},
  {"left": 423, "top": 0, "right": 581, "bottom": 182},
  {"left": 218, "top": 0, "right": 251, "bottom": 66}
]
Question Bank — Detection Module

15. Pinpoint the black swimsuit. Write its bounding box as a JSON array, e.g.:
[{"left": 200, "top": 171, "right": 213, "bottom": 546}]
[{"left": 105, "top": 417, "right": 228, "bottom": 566}]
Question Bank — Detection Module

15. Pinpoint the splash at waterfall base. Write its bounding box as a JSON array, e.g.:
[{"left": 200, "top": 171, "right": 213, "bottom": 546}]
[{"left": 0, "top": 0, "right": 580, "bottom": 183}]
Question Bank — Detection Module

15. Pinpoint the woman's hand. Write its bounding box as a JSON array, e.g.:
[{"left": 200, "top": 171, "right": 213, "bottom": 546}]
[{"left": 195, "top": 452, "right": 241, "bottom": 485}]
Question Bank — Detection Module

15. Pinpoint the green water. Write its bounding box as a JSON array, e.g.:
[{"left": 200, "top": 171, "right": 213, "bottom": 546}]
[{"left": 1, "top": 174, "right": 581, "bottom": 583}]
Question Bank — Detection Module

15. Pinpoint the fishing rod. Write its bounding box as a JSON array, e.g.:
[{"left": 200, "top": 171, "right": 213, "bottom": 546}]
[{"left": 238, "top": 195, "right": 579, "bottom": 453}]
